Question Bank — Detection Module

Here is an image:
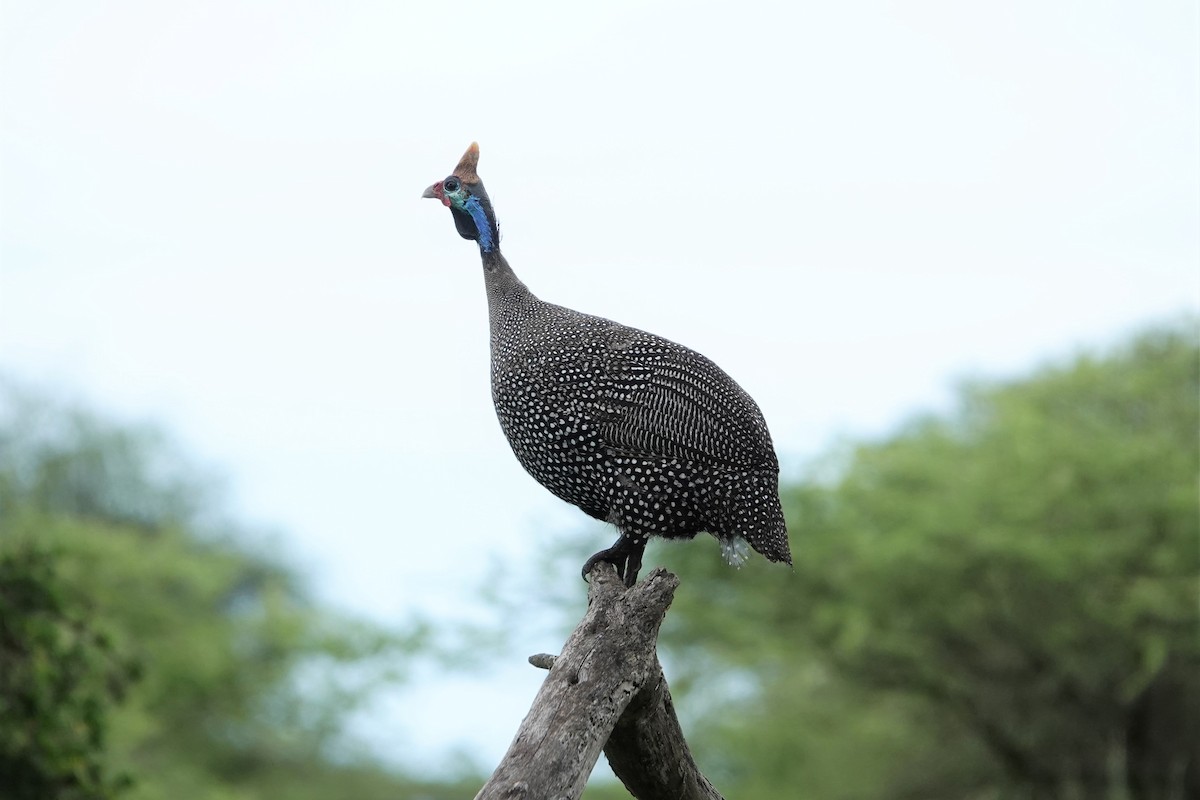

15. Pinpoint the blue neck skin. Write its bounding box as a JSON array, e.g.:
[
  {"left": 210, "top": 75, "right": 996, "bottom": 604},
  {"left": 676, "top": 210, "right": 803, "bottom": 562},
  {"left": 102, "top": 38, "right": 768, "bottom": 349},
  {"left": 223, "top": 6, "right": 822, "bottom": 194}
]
[{"left": 464, "top": 195, "right": 495, "bottom": 252}]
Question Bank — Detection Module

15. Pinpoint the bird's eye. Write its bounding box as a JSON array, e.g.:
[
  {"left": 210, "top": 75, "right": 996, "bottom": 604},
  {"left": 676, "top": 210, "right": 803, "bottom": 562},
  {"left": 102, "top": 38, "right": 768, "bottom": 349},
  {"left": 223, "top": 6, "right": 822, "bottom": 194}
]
[{"left": 443, "top": 177, "right": 460, "bottom": 192}]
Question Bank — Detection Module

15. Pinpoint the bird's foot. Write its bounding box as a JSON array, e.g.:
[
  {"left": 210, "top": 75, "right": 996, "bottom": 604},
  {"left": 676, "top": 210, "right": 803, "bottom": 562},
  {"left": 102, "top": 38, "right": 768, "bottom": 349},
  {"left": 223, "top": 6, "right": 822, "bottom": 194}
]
[{"left": 581, "top": 536, "right": 645, "bottom": 588}]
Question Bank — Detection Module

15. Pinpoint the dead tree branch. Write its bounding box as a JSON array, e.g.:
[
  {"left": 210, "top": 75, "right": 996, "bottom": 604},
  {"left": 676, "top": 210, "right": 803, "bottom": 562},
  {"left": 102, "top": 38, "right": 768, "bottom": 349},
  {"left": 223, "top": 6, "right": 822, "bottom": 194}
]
[{"left": 475, "top": 565, "right": 724, "bottom": 800}]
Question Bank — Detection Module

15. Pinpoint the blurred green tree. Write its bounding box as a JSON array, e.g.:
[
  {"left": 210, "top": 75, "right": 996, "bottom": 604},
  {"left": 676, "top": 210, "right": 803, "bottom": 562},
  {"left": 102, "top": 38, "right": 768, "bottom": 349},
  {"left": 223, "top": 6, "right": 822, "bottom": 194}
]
[
  {"left": 0, "top": 384, "right": 476, "bottom": 800},
  {"left": 643, "top": 318, "right": 1199, "bottom": 800},
  {"left": 0, "top": 538, "right": 139, "bottom": 800}
]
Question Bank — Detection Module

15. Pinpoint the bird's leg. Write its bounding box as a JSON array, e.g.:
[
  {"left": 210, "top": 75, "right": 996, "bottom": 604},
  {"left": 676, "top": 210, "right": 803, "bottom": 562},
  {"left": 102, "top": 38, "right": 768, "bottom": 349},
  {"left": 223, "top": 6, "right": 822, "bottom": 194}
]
[
  {"left": 620, "top": 539, "right": 645, "bottom": 587},
  {"left": 581, "top": 535, "right": 646, "bottom": 587}
]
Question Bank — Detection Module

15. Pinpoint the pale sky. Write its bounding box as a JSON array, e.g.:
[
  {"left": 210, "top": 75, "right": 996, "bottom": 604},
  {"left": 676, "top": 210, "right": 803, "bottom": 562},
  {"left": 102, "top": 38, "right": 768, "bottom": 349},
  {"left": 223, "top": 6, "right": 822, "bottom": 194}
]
[{"left": 2, "top": 0, "right": 1197, "bottom": 772}]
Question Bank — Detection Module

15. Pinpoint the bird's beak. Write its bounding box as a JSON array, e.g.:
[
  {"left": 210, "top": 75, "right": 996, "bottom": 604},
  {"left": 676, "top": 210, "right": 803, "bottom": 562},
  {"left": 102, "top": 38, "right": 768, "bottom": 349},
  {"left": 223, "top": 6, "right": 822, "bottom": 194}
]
[{"left": 422, "top": 182, "right": 451, "bottom": 207}]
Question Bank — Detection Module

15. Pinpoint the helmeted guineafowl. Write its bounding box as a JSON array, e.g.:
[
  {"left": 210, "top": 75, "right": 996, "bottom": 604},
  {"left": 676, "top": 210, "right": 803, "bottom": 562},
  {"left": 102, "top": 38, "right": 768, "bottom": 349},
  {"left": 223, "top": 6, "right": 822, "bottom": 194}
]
[{"left": 422, "top": 143, "right": 791, "bottom": 586}]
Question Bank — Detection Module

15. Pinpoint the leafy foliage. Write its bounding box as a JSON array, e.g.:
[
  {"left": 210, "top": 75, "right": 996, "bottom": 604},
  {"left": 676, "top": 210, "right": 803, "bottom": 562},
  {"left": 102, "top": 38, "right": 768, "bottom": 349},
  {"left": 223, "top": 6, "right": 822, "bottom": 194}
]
[
  {"left": 0, "top": 538, "right": 139, "bottom": 799},
  {"left": 647, "top": 318, "right": 1200, "bottom": 799},
  {"left": 0, "top": 385, "right": 464, "bottom": 799}
]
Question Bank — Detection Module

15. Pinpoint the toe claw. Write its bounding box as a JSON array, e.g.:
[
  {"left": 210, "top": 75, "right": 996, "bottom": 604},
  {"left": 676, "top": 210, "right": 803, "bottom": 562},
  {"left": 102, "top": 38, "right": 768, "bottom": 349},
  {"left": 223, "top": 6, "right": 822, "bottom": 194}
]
[{"left": 581, "top": 534, "right": 646, "bottom": 587}]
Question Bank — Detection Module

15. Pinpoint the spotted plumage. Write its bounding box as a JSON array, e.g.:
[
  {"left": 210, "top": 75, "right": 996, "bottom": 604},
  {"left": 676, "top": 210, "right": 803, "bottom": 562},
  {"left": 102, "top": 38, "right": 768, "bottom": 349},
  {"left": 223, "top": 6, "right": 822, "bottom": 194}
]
[{"left": 423, "top": 143, "right": 791, "bottom": 586}]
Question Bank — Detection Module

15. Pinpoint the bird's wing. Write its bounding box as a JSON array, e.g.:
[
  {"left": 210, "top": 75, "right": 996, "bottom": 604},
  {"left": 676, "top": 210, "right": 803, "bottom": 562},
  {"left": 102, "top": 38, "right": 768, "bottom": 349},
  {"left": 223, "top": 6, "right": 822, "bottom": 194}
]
[{"left": 592, "top": 326, "right": 778, "bottom": 471}]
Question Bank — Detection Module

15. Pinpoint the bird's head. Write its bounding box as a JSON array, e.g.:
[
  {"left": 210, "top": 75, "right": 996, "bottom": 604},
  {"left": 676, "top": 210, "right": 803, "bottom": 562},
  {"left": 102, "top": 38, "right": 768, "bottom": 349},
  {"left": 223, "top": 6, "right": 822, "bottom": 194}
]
[{"left": 423, "top": 142, "right": 499, "bottom": 253}]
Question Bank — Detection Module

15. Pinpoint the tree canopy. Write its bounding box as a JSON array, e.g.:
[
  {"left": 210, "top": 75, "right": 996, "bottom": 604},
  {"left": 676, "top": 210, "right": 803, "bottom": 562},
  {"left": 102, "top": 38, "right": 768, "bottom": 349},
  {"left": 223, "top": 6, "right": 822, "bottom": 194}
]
[
  {"left": 0, "top": 385, "right": 475, "bottom": 799},
  {"left": 639, "top": 318, "right": 1199, "bottom": 800}
]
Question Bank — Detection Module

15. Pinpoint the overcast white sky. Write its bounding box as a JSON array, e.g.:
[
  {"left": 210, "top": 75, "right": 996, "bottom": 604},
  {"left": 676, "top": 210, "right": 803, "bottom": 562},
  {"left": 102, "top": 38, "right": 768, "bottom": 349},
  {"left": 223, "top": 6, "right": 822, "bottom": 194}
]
[{"left": 2, "top": 0, "right": 1197, "bottom": 772}]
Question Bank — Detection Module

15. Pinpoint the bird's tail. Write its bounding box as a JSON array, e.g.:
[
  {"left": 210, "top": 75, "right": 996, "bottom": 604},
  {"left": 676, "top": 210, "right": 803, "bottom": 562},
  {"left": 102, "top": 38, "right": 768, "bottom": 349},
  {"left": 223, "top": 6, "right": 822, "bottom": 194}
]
[{"left": 717, "top": 471, "right": 792, "bottom": 566}]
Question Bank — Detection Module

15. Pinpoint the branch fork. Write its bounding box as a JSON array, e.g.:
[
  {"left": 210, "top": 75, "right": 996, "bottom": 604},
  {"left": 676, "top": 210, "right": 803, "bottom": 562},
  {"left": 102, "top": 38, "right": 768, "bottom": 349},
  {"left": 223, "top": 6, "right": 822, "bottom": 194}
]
[{"left": 475, "top": 565, "right": 723, "bottom": 800}]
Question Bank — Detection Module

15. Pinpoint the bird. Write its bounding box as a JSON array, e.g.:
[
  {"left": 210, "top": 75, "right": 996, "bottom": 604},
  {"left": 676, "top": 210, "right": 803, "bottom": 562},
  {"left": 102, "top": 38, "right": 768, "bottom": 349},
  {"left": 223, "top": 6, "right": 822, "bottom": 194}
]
[{"left": 422, "top": 142, "right": 791, "bottom": 586}]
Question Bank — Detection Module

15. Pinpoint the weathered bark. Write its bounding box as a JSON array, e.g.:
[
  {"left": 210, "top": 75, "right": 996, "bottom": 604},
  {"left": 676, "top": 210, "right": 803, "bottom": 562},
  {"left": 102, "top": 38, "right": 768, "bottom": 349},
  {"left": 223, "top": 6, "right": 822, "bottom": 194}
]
[
  {"left": 474, "top": 565, "right": 724, "bottom": 800},
  {"left": 602, "top": 662, "right": 724, "bottom": 799}
]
